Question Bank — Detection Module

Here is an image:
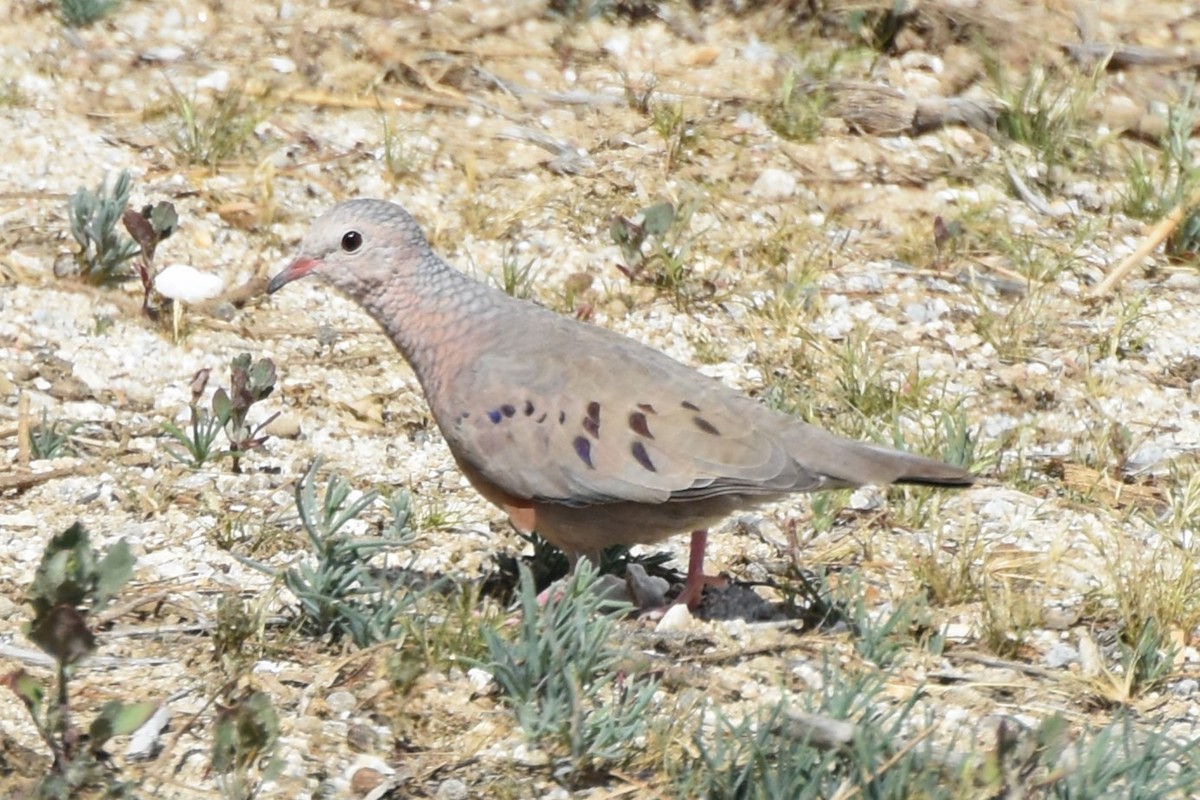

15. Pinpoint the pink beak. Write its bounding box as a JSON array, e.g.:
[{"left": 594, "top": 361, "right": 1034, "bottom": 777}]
[{"left": 267, "top": 255, "right": 320, "bottom": 294}]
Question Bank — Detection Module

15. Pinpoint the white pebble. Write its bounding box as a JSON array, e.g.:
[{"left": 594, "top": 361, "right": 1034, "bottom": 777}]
[
  {"left": 466, "top": 667, "right": 494, "bottom": 693},
  {"left": 154, "top": 263, "right": 225, "bottom": 302},
  {"left": 196, "top": 70, "right": 230, "bottom": 92},
  {"left": 654, "top": 603, "right": 695, "bottom": 632},
  {"left": 326, "top": 690, "right": 357, "bottom": 715},
  {"left": 750, "top": 168, "right": 797, "bottom": 201},
  {"left": 141, "top": 46, "right": 185, "bottom": 62}
]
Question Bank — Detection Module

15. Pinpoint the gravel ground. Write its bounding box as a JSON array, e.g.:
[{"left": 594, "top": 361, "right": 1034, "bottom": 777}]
[{"left": 4, "top": 0, "right": 1200, "bottom": 797}]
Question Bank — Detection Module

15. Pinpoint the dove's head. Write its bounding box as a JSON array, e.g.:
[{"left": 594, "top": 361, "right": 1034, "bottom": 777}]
[{"left": 267, "top": 199, "right": 432, "bottom": 298}]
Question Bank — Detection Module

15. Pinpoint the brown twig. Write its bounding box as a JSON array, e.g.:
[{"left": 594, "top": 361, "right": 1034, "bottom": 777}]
[{"left": 1092, "top": 188, "right": 1200, "bottom": 297}]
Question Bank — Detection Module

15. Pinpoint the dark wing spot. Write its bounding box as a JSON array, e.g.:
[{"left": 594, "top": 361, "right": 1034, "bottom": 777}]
[
  {"left": 559, "top": 411, "right": 567, "bottom": 424},
  {"left": 637, "top": 403, "right": 657, "bottom": 414},
  {"left": 488, "top": 409, "right": 502, "bottom": 424},
  {"left": 536, "top": 413, "right": 547, "bottom": 423},
  {"left": 523, "top": 400, "right": 535, "bottom": 416},
  {"left": 628, "top": 411, "right": 654, "bottom": 439},
  {"left": 630, "top": 441, "right": 656, "bottom": 472},
  {"left": 693, "top": 416, "right": 720, "bottom": 435},
  {"left": 681, "top": 400, "right": 700, "bottom": 411},
  {"left": 501, "top": 404, "right": 516, "bottom": 417},
  {"left": 459, "top": 411, "right": 470, "bottom": 420},
  {"left": 573, "top": 436, "right": 594, "bottom": 469},
  {"left": 583, "top": 401, "right": 601, "bottom": 438}
]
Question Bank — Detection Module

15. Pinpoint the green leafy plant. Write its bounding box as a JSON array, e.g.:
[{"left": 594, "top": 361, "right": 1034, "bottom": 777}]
[
  {"left": 765, "top": 70, "right": 828, "bottom": 143},
  {"left": 212, "top": 593, "right": 265, "bottom": 677},
  {"left": 163, "top": 355, "right": 279, "bottom": 471},
  {"left": 5, "top": 522, "right": 156, "bottom": 799},
  {"left": 121, "top": 200, "right": 179, "bottom": 315},
  {"left": 675, "top": 662, "right": 1200, "bottom": 798},
  {"left": 611, "top": 201, "right": 678, "bottom": 278},
  {"left": 979, "top": 713, "right": 1200, "bottom": 798},
  {"left": 379, "top": 112, "right": 418, "bottom": 184},
  {"left": 241, "top": 460, "right": 426, "bottom": 646},
  {"left": 66, "top": 170, "right": 141, "bottom": 286},
  {"left": 649, "top": 102, "right": 696, "bottom": 173},
  {"left": 163, "top": 368, "right": 226, "bottom": 468},
  {"left": 836, "top": 573, "right": 932, "bottom": 667},
  {"left": 495, "top": 241, "right": 539, "bottom": 299},
  {"left": 386, "top": 583, "right": 498, "bottom": 696},
  {"left": 482, "top": 561, "right": 659, "bottom": 776},
  {"left": 677, "top": 665, "right": 954, "bottom": 799},
  {"left": 211, "top": 690, "right": 281, "bottom": 800},
  {"left": 1087, "top": 617, "right": 1180, "bottom": 706},
  {"left": 171, "top": 87, "right": 263, "bottom": 168},
  {"left": 58, "top": 0, "right": 121, "bottom": 28},
  {"left": 611, "top": 199, "right": 705, "bottom": 307},
  {"left": 29, "top": 409, "right": 82, "bottom": 459},
  {"left": 213, "top": 354, "right": 279, "bottom": 473},
  {"left": 1120, "top": 85, "right": 1200, "bottom": 257},
  {"left": 989, "top": 63, "right": 1096, "bottom": 180}
]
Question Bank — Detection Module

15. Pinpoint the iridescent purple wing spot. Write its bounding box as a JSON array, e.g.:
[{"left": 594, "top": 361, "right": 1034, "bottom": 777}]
[
  {"left": 630, "top": 441, "right": 656, "bottom": 472},
  {"left": 573, "top": 436, "right": 594, "bottom": 469}
]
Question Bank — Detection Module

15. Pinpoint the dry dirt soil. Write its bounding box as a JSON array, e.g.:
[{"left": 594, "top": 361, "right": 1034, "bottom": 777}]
[{"left": 4, "top": 0, "right": 1200, "bottom": 797}]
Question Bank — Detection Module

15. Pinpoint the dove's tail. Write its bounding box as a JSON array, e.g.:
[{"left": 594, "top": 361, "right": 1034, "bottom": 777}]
[{"left": 787, "top": 426, "right": 975, "bottom": 490}]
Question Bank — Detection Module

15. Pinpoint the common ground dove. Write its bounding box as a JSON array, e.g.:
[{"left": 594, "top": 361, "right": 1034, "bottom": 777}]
[{"left": 268, "top": 199, "right": 974, "bottom": 609}]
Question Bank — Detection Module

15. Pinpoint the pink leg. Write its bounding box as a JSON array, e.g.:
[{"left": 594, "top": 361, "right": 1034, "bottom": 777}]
[{"left": 673, "top": 530, "right": 727, "bottom": 610}]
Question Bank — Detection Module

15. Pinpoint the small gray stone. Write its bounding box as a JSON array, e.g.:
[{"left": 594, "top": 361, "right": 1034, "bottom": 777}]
[
  {"left": 436, "top": 778, "right": 468, "bottom": 800},
  {"left": 1043, "top": 642, "right": 1078, "bottom": 669},
  {"left": 346, "top": 723, "right": 378, "bottom": 753},
  {"left": 326, "top": 690, "right": 357, "bottom": 715}
]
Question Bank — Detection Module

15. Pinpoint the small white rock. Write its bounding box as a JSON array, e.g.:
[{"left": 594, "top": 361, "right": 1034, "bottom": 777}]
[
  {"left": 196, "top": 70, "right": 230, "bottom": 92},
  {"left": 511, "top": 743, "right": 551, "bottom": 767},
  {"left": 141, "top": 46, "right": 185, "bottom": 62},
  {"left": 848, "top": 486, "right": 884, "bottom": 510},
  {"left": 602, "top": 33, "right": 631, "bottom": 60},
  {"left": 154, "top": 264, "right": 225, "bottom": 302},
  {"left": 654, "top": 603, "right": 694, "bottom": 632},
  {"left": 741, "top": 38, "right": 776, "bottom": 63},
  {"left": 466, "top": 667, "right": 494, "bottom": 694},
  {"left": 125, "top": 704, "right": 171, "bottom": 760},
  {"left": 750, "top": 168, "right": 797, "bottom": 201},
  {"left": 268, "top": 56, "right": 296, "bottom": 74}
]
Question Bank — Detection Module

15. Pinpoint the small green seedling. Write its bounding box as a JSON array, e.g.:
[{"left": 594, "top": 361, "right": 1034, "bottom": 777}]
[
  {"left": 163, "top": 354, "right": 279, "bottom": 472},
  {"left": 5, "top": 522, "right": 155, "bottom": 799},
  {"left": 66, "top": 170, "right": 141, "bottom": 286}
]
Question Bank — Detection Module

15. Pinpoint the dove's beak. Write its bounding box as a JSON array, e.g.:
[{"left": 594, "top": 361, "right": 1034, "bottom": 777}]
[{"left": 267, "top": 255, "right": 321, "bottom": 294}]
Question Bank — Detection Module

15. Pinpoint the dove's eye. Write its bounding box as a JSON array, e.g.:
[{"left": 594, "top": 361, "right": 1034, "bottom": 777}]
[{"left": 341, "top": 230, "right": 363, "bottom": 252}]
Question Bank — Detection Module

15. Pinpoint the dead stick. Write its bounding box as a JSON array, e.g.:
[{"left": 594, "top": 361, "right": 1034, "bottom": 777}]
[
  {"left": 17, "top": 391, "right": 31, "bottom": 466},
  {"left": 1092, "top": 190, "right": 1200, "bottom": 297}
]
